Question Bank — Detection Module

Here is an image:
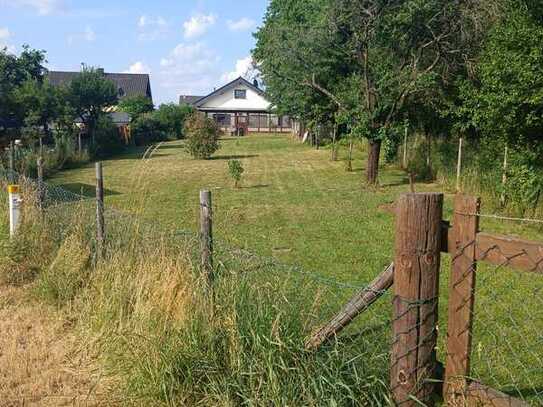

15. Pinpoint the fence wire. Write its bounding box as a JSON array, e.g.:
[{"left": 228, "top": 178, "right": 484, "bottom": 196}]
[
  {"left": 0, "top": 168, "right": 395, "bottom": 404},
  {"left": 453, "top": 238, "right": 543, "bottom": 406}
]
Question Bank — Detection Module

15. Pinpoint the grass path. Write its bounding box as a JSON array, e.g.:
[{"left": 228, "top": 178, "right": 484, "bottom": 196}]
[{"left": 0, "top": 285, "right": 111, "bottom": 406}]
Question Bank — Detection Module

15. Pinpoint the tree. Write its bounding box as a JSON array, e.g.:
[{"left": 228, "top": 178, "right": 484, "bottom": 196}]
[
  {"left": 67, "top": 66, "right": 118, "bottom": 143},
  {"left": 184, "top": 113, "right": 221, "bottom": 159},
  {"left": 118, "top": 95, "right": 154, "bottom": 122},
  {"left": 255, "top": 0, "right": 472, "bottom": 184},
  {"left": 14, "top": 79, "right": 64, "bottom": 148},
  {"left": 0, "top": 46, "right": 47, "bottom": 140},
  {"left": 154, "top": 103, "right": 194, "bottom": 139}
]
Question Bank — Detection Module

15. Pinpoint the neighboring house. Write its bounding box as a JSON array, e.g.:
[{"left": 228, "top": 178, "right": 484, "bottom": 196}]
[
  {"left": 48, "top": 69, "right": 153, "bottom": 104},
  {"left": 179, "top": 77, "right": 292, "bottom": 135},
  {"left": 48, "top": 69, "right": 152, "bottom": 144}
]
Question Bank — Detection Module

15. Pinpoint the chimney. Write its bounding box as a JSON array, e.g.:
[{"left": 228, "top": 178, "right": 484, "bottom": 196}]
[{"left": 253, "top": 79, "right": 259, "bottom": 89}]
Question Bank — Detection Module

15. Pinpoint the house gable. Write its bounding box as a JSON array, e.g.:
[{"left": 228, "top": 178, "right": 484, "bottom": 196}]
[{"left": 196, "top": 77, "right": 271, "bottom": 112}]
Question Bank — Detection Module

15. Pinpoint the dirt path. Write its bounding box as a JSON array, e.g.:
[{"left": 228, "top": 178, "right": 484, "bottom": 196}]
[{"left": 0, "top": 285, "right": 110, "bottom": 406}]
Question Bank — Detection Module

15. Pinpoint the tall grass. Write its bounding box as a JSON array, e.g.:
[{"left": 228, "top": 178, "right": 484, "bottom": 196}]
[{"left": 0, "top": 181, "right": 391, "bottom": 406}]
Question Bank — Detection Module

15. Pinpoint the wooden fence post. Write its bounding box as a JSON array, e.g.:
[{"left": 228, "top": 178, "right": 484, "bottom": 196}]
[
  {"left": 8, "top": 140, "right": 15, "bottom": 183},
  {"left": 391, "top": 193, "right": 443, "bottom": 406},
  {"left": 403, "top": 126, "right": 408, "bottom": 169},
  {"left": 444, "top": 195, "right": 480, "bottom": 405},
  {"left": 200, "top": 190, "right": 213, "bottom": 283},
  {"left": 95, "top": 162, "right": 105, "bottom": 257},
  {"left": 37, "top": 157, "right": 44, "bottom": 211},
  {"left": 456, "top": 137, "right": 463, "bottom": 192}
]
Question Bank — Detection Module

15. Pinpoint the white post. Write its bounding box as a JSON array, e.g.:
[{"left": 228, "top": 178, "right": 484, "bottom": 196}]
[
  {"left": 8, "top": 185, "right": 22, "bottom": 238},
  {"left": 456, "top": 137, "right": 463, "bottom": 192}
]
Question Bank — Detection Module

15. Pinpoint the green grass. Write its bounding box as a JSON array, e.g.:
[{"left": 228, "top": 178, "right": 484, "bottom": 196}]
[{"left": 35, "top": 134, "right": 543, "bottom": 404}]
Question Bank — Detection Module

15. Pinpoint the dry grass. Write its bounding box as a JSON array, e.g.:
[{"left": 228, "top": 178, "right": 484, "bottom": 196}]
[{"left": 0, "top": 285, "right": 112, "bottom": 406}]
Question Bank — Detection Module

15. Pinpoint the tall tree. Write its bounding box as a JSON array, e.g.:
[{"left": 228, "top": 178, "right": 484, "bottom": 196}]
[
  {"left": 255, "top": 0, "right": 472, "bottom": 184},
  {"left": 67, "top": 66, "right": 118, "bottom": 142}
]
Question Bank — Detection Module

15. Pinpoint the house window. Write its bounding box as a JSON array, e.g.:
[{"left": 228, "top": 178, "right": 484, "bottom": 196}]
[{"left": 234, "top": 89, "right": 247, "bottom": 99}]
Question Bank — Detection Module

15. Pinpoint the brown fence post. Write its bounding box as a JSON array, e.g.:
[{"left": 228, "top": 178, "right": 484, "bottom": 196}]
[
  {"left": 37, "top": 157, "right": 44, "bottom": 211},
  {"left": 444, "top": 194, "right": 480, "bottom": 405},
  {"left": 391, "top": 193, "right": 443, "bottom": 406},
  {"left": 200, "top": 190, "right": 213, "bottom": 283},
  {"left": 95, "top": 162, "right": 105, "bottom": 258}
]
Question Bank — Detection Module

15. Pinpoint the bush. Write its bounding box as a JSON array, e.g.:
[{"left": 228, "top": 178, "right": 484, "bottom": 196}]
[
  {"left": 91, "top": 115, "right": 125, "bottom": 159},
  {"left": 131, "top": 115, "right": 168, "bottom": 146},
  {"left": 154, "top": 103, "right": 194, "bottom": 139},
  {"left": 228, "top": 160, "right": 244, "bottom": 188},
  {"left": 184, "top": 113, "right": 221, "bottom": 159}
]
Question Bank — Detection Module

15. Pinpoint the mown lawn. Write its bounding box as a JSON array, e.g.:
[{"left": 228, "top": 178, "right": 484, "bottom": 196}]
[{"left": 48, "top": 134, "right": 543, "bottom": 404}]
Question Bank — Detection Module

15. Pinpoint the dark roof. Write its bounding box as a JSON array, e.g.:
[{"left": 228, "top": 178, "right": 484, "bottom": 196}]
[
  {"left": 47, "top": 70, "right": 153, "bottom": 102},
  {"left": 194, "top": 77, "right": 266, "bottom": 108},
  {"left": 179, "top": 95, "right": 204, "bottom": 106}
]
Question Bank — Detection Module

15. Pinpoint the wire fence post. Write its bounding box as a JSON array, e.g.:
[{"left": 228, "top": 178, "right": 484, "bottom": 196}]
[
  {"left": 37, "top": 157, "right": 45, "bottom": 211},
  {"left": 200, "top": 190, "right": 213, "bottom": 284},
  {"left": 456, "top": 137, "right": 463, "bottom": 192},
  {"left": 391, "top": 192, "right": 443, "bottom": 406},
  {"left": 8, "top": 140, "right": 15, "bottom": 183},
  {"left": 444, "top": 194, "right": 480, "bottom": 405},
  {"left": 95, "top": 162, "right": 105, "bottom": 258},
  {"left": 403, "top": 126, "right": 408, "bottom": 169}
]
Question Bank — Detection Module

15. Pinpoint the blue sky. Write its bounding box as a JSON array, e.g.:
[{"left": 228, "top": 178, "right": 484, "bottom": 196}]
[{"left": 0, "top": 0, "right": 269, "bottom": 104}]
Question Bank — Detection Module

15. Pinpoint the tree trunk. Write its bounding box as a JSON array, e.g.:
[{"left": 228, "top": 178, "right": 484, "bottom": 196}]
[{"left": 366, "top": 139, "right": 381, "bottom": 185}]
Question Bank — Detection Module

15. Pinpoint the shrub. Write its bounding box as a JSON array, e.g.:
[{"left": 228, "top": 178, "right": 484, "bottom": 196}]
[
  {"left": 154, "top": 103, "right": 194, "bottom": 139},
  {"left": 184, "top": 113, "right": 221, "bottom": 159},
  {"left": 131, "top": 115, "right": 167, "bottom": 146},
  {"left": 91, "top": 115, "right": 125, "bottom": 159},
  {"left": 228, "top": 159, "right": 244, "bottom": 188}
]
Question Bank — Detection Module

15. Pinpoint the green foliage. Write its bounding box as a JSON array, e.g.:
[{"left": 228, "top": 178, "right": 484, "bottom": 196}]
[
  {"left": 118, "top": 95, "right": 154, "bottom": 122},
  {"left": 91, "top": 115, "right": 125, "bottom": 159},
  {"left": 131, "top": 115, "right": 167, "bottom": 146},
  {"left": 67, "top": 66, "right": 118, "bottom": 139},
  {"left": 227, "top": 159, "right": 244, "bottom": 188},
  {"left": 153, "top": 103, "right": 194, "bottom": 139},
  {"left": 184, "top": 113, "right": 221, "bottom": 159}
]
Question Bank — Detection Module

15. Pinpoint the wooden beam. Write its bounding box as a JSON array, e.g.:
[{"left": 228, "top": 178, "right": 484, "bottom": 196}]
[
  {"left": 305, "top": 263, "right": 394, "bottom": 350},
  {"left": 475, "top": 232, "right": 543, "bottom": 274},
  {"left": 466, "top": 382, "right": 529, "bottom": 407}
]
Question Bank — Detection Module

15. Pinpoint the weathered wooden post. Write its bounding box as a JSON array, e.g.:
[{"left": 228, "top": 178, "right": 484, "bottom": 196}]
[
  {"left": 403, "top": 126, "right": 408, "bottom": 169},
  {"left": 8, "top": 140, "right": 15, "bottom": 183},
  {"left": 444, "top": 195, "right": 480, "bottom": 405},
  {"left": 500, "top": 145, "right": 508, "bottom": 207},
  {"left": 37, "top": 157, "right": 45, "bottom": 211},
  {"left": 391, "top": 193, "right": 443, "bottom": 406},
  {"left": 95, "top": 162, "right": 105, "bottom": 257},
  {"left": 456, "top": 137, "right": 463, "bottom": 192},
  {"left": 200, "top": 190, "right": 213, "bottom": 283}
]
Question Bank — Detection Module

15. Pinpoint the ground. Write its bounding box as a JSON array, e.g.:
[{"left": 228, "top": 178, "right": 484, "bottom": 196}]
[{"left": 2, "top": 134, "right": 542, "bottom": 404}]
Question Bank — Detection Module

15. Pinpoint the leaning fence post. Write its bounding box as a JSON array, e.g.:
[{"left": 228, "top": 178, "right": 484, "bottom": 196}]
[
  {"left": 95, "top": 162, "right": 105, "bottom": 257},
  {"left": 37, "top": 157, "right": 45, "bottom": 211},
  {"left": 200, "top": 190, "right": 213, "bottom": 283},
  {"left": 391, "top": 193, "right": 443, "bottom": 407},
  {"left": 444, "top": 195, "right": 480, "bottom": 404}
]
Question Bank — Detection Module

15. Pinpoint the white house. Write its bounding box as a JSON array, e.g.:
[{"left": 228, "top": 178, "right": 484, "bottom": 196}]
[{"left": 179, "top": 77, "right": 292, "bottom": 135}]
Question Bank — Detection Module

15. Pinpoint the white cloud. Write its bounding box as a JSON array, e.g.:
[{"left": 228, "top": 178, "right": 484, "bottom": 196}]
[
  {"left": 67, "top": 25, "right": 96, "bottom": 45},
  {"left": 137, "top": 15, "right": 168, "bottom": 41},
  {"left": 227, "top": 17, "right": 255, "bottom": 32},
  {"left": 0, "top": 27, "right": 16, "bottom": 53},
  {"left": 0, "top": 0, "right": 64, "bottom": 15},
  {"left": 157, "top": 42, "right": 221, "bottom": 104},
  {"left": 183, "top": 14, "right": 216, "bottom": 39},
  {"left": 221, "top": 56, "right": 254, "bottom": 82},
  {"left": 124, "top": 61, "right": 151, "bottom": 74}
]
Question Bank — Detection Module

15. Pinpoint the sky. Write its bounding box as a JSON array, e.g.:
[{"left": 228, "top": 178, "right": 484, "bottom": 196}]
[{"left": 0, "top": 0, "right": 269, "bottom": 105}]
